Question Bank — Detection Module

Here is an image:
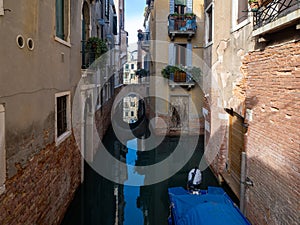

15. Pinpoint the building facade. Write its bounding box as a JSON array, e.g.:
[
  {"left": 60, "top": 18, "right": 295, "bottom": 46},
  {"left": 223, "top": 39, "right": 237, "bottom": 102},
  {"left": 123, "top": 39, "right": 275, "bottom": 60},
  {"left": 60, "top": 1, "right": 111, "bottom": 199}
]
[
  {"left": 0, "top": 0, "right": 82, "bottom": 224},
  {"left": 202, "top": 0, "right": 300, "bottom": 225},
  {"left": 145, "top": 0, "right": 206, "bottom": 136},
  {"left": 0, "top": 0, "right": 128, "bottom": 224}
]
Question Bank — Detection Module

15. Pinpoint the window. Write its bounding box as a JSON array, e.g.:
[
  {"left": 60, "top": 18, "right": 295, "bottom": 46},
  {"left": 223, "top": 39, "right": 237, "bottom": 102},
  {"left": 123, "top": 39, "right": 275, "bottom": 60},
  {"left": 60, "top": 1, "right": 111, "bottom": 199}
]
[
  {"left": 130, "top": 101, "right": 135, "bottom": 107},
  {"left": 55, "top": 0, "right": 70, "bottom": 42},
  {"left": 205, "top": 3, "right": 213, "bottom": 45},
  {"left": 55, "top": 92, "right": 71, "bottom": 145},
  {"left": 131, "top": 64, "right": 135, "bottom": 70},
  {"left": 231, "top": 0, "right": 250, "bottom": 31},
  {"left": 237, "top": 0, "right": 248, "bottom": 24},
  {"left": 174, "top": 0, "right": 187, "bottom": 14},
  {"left": 105, "top": 0, "right": 110, "bottom": 19},
  {"left": 125, "top": 64, "right": 129, "bottom": 69},
  {"left": 0, "top": 104, "right": 5, "bottom": 195},
  {"left": 175, "top": 44, "right": 186, "bottom": 66},
  {"left": 131, "top": 111, "right": 134, "bottom": 117}
]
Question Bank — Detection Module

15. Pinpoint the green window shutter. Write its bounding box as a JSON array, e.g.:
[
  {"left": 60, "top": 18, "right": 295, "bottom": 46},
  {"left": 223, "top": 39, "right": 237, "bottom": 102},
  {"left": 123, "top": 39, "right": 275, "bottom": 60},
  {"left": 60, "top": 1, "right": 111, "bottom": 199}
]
[
  {"left": 175, "top": 0, "right": 187, "bottom": 5},
  {"left": 56, "top": 0, "right": 64, "bottom": 39},
  {"left": 186, "top": 0, "right": 193, "bottom": 13}
]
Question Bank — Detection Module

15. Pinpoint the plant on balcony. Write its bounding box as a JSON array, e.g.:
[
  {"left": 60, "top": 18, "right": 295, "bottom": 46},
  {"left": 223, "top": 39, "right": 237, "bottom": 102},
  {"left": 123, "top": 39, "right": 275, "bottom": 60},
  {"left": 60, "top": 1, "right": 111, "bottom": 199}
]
[
  {"left": 187, "top": 66, "right": 202, "bottom": 83},
  {"left": 248, "top": 0, "right": 259, "bottom": 12},
  {"left": 169, "top": 12, "right": 180, "bottom": 19},
  {"left": 184, "top": 13, "right": 195, "bottom": 19},
  {"left": 136, "top": 68, "right": 149, "bottom": 78},
  {"left": 86, "top": 37, "right": 108, "bottom": 58},
  {"left": 161, "top": 65, "right": 180, "bottom": 79},
  {"left": 161, "top": 65, "right": 202, "bottom": 83}
]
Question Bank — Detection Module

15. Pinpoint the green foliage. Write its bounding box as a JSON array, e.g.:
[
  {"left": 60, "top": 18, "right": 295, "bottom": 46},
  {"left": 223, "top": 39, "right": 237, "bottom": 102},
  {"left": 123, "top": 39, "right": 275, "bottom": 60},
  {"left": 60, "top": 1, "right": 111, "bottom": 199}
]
[
  {"left": 161, "top": 65, "right": 202, "bottom": 82},
  {"left": 248, "top": 0, "right": 258, "bottom": 3},
  {"left": 86, "top": 37, "right": 108, "bottom": 58},
  {"left": 184, "top": 13, "right": 196, "bottom": 18},
  {"left": 136, "top": 69, "right": 149, "bottom": 77},
  {"left": 161, "top": 65, "right": 180, "bottom": 79}
]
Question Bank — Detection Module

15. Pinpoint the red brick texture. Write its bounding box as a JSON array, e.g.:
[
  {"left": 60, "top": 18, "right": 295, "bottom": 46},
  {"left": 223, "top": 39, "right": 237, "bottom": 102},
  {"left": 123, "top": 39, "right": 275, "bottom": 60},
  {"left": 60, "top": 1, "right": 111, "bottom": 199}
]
[
  {"left": 243, "top": 41, "right": 300, "bottom": 225},
  {"left": 0, "top": 135, "right": 81, "bottom": 225}
]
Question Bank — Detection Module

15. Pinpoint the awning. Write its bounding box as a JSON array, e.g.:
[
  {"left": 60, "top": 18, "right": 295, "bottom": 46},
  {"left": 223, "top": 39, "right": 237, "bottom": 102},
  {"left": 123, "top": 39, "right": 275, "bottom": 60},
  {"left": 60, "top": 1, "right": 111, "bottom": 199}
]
[{"left": 175, "top": 0, "right": 186, "bottom": 6}]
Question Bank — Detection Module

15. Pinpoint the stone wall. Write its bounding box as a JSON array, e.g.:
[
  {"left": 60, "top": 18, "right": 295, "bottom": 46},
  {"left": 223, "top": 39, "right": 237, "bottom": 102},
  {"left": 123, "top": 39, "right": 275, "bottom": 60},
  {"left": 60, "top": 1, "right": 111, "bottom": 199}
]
[
  {"left": 0, "top": 135, "right": 81, "bottom": 225},
  {"left": 243, "top": 41, "right": 300, "bottom": 225}
]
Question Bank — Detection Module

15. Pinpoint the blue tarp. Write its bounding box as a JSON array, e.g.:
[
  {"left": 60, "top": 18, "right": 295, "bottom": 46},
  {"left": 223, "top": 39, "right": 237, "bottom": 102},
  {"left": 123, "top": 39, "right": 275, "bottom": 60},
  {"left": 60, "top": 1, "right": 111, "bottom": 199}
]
[{"left": 168, "top": 187, "right": 251, "bottom": 225}]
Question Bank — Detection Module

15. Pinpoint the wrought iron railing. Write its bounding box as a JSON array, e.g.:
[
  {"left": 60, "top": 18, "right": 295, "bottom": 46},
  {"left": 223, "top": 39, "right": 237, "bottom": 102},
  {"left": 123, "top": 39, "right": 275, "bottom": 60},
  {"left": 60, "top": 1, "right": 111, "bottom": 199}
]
[
  {"left": 81, "top": 40, "right": 97, "bottom": 69},
  {"left": 140, "top": 32, "right": 150, "bottom": 50},
  {"left": 253, "top": 0, "right": 300, "bottom": 30}
]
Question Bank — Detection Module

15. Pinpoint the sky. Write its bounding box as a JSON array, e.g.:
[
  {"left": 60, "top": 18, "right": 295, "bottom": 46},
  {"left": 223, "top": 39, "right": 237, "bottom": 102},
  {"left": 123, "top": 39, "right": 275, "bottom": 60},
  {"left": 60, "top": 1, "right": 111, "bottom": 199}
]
[{"left": 124, "top": 0, "right": 146, "bottom": 45}]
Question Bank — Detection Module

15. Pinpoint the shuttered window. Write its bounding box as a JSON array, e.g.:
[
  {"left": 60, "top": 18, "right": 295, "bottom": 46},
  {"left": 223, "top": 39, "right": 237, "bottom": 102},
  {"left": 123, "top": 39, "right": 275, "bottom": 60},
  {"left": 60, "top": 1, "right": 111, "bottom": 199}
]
[
  {"left": 237, "top": 0, "right": 248, "bottom": 24},
  {"left": 175, "top": 44, "right": 186, "bottom": 66},
  {"left": 56, "top": 0, "right": 64, "bottom": 39}
]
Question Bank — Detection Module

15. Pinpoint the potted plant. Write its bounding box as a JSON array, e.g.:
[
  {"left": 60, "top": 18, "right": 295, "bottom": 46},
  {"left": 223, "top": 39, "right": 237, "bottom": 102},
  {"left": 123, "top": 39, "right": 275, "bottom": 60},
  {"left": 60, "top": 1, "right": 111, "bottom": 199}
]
[
  {"left": 184, "top": 13, "right": 195, "bottom": 19},
  {"left": 248, "top": 0, "right": 259, "bottom": 12},
  {"left": 161, "top": 65, "right": 180, "bottom": 80}
]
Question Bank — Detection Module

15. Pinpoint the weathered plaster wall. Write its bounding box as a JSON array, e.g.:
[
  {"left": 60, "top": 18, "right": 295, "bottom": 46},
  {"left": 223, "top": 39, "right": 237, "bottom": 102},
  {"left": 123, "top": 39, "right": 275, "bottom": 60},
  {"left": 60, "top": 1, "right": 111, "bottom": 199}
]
[
  {"left": 0, "top": 0, "right": 81, "bottom": 177},
  {"left": 0, "top": 0, "right": 82, "bottom": 223}
]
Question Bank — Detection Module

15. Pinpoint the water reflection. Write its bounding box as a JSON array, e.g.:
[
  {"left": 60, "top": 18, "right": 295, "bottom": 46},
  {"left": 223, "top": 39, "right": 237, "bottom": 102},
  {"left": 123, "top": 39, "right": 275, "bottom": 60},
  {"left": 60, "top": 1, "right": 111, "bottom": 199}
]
[
  {"left": 61, "top": 126, "right": 221, "bottom": 225},
  {"left": 124, "top": 139, "right": 144, "bottom": 225}
]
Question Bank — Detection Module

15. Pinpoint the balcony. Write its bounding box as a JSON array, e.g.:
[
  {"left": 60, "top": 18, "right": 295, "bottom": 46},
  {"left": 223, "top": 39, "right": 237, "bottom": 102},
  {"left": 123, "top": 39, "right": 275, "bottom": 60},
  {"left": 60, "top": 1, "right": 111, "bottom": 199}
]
[
  {"left": 139, "top": 32, "right": 150, "bottom": 51},
  {"left": 81, "top": 38, "right": 108, "bottom": 69},
  {"left": 168, "top": 71, "right": 195, "bottom": 90},
  {"left": 168, "top": 14, "right": 197, "bottom": 41},
  {"left": 253, "top": 0, "right": 300, "bottom": 36}
]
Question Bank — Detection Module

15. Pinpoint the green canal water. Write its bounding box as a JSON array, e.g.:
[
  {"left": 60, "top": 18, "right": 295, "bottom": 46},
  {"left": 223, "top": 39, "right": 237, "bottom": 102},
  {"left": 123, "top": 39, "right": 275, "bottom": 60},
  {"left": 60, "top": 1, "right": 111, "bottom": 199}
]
[{"left": 61, "top": 126, "right": 236, "bottom": 225}]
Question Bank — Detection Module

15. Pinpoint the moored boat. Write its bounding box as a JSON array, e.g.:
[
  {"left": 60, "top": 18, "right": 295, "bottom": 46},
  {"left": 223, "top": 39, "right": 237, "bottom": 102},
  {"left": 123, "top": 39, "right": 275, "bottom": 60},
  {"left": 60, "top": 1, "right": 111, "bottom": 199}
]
[{"left": 168, "top": 186, "right": 251, "bottom": 225}]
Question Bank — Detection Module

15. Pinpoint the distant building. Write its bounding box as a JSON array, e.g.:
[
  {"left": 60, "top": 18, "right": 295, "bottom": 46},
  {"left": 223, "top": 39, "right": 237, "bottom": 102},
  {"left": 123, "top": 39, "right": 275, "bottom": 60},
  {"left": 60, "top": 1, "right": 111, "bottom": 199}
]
[
  {"left": 124, "top": 50, "right": 139, "bottom": 84},
  {"left": 145, "top": 0, "right": 205, "bottom": 136}
]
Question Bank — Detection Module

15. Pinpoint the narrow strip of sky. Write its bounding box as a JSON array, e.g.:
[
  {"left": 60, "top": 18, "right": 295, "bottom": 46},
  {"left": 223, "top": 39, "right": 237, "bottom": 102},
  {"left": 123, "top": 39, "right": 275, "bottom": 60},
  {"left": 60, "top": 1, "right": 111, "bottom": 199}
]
[{"left": 124, "top": 0, "right": 145, "bottom": 44}]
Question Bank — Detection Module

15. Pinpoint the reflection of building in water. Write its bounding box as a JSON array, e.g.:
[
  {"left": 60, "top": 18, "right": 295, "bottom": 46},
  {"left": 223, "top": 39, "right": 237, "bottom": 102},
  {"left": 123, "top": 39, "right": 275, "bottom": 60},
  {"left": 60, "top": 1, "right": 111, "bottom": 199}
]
[
  {"left": 123, "top": 95, "right": 139, "bottom": 123},
  {"left": 124, "top": 50, "right": 138, "bottom": 84}
]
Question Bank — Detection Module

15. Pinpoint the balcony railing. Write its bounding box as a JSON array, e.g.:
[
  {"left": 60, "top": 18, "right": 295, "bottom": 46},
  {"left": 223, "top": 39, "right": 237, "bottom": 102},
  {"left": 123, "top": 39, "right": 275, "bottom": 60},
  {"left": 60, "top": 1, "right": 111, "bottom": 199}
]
[
  {"left": 168, "top": 14, "right": 197, "bottom": 40},
  {"left": 253, "top": 0, "right": 300, "bottom": 30},
  {"left": 140, "top": 32, "right": 150, "bottom": 51},
  {"left": 169, "top": 71, "right": 195, "bottom": 89}
]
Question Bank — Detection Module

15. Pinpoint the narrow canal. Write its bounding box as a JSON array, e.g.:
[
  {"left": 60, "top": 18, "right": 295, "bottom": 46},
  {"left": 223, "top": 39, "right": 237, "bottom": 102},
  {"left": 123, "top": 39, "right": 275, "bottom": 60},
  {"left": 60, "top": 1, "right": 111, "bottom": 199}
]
[{"left": 61, "top": 125, "right": 236, "bottom": 225}]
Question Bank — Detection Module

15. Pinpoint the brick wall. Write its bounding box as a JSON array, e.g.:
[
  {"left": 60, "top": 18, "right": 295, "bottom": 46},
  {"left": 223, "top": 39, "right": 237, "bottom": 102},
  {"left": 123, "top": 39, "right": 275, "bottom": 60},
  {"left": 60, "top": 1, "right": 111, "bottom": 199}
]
[
  {"left": 0, "top": 134, "right": 81, "bottom": 225},
  {"left": 243, "top": 41, "right": 300, "bottom": 225}
]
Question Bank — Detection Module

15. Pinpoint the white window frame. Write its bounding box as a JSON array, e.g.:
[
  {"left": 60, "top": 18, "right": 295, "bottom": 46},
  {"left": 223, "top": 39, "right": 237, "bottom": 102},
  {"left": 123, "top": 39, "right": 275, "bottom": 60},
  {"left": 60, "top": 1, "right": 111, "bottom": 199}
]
[
  {"left": 0, "top": 0, "right": 4, "bottom": 16},
  {"left": 55, "top": 91, "right": 72, "bottom": 146},
  {"left": 0, "top": 104, "right": 5, "bottom": 195},
  {"left": 231, "top": 0, "right": 250, "bottom": 32},
  {"left": 205, "top": 2, "right": 214, "bottom": 47}
]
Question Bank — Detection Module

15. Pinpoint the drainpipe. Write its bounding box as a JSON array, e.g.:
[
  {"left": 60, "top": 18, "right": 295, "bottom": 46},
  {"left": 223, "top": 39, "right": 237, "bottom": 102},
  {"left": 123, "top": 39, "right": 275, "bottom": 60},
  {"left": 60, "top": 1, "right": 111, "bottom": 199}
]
[{"left": 240, "top": 151, "right": 246, "bottom": 215}]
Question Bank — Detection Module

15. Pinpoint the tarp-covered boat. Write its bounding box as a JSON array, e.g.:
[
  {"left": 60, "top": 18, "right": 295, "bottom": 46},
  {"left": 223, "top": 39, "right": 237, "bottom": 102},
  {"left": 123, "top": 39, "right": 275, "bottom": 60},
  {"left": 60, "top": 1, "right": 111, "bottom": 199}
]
[{"left": 168, "top": 186, "right": 251, "bottom": 225}]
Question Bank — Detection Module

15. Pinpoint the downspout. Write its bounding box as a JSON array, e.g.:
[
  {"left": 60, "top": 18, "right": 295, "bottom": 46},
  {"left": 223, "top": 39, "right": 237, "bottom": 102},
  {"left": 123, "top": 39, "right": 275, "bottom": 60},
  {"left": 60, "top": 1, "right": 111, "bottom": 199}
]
[
  {"left": 240, "top": 120, "right": 250, "bottom": 215},
  {"left": 240, "top": 151, "right": 247, "bottom": 215}
]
